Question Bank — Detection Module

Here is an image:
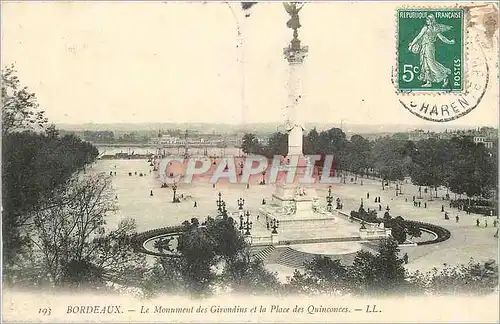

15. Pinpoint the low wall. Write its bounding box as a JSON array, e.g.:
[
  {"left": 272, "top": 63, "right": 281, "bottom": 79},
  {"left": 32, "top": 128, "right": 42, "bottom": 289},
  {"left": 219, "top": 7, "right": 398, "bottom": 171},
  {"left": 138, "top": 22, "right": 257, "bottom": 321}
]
[{"left": 337, "top": 210, "right": 451, "bottom": 245}]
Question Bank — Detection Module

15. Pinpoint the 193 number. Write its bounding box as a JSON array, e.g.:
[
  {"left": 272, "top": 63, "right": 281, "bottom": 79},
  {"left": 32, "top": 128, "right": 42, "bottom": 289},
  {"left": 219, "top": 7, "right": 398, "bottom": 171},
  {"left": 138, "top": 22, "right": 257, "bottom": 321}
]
[
  {"left": 39, "top": 308, "right": 51, "bottom": 316},
  {"left": 401, "top": 64, "right": 420, "bottom": 82}
]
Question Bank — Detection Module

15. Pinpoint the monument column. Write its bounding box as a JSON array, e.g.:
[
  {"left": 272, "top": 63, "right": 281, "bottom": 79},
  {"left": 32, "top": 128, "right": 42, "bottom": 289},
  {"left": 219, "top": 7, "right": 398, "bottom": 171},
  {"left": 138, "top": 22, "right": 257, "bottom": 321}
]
[{"left": 283, "top": 3, "right": 308, "bottom": 159}]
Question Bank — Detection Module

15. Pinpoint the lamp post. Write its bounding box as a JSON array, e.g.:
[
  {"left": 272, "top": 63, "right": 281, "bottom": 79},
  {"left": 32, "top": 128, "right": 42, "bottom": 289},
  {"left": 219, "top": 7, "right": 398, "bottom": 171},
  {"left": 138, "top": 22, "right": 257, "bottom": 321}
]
[
  {"left": 326, "top": 186, "right": 333, "bottom": 212},
  {"left": 221, "top": 201, "right": 228, "bottom": 218},
  {"left": 261, "top": 171, "right": 266, "bottom": 185},
  {"left": 172, "top": 183, "right": 178, "bottom": 203},
  {"left": 239, "top": 213, "right": 244, "bottom": 230},
  {"left": 243, "top": 211, "right": 253, "bottom": 235},
  {"left": 271, "top": 218, "right": 280, "bottom": 234},
  {"left": 216, "top": 192, "right": 223, "bottom": 213},
  {"left": 237, "top": 197, "right": 245, "bottom": 210}
]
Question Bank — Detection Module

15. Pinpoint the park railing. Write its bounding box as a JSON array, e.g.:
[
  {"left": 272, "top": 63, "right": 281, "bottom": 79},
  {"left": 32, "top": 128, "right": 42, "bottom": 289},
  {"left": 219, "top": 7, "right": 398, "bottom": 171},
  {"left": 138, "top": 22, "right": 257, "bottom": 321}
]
[
  {"left": 338, "top": 210, "right": 451, "bottom": 246},
  {"left": 131, "top": 225, "right": 186, "bottom": 257}
]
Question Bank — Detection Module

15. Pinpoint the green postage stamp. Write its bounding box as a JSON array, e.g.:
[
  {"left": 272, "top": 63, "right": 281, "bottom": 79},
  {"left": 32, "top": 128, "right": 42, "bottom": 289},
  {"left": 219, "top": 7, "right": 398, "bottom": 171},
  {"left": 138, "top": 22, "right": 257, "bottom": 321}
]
[{"left": 397, "top": 8, "right": 465, "bottom": 92}]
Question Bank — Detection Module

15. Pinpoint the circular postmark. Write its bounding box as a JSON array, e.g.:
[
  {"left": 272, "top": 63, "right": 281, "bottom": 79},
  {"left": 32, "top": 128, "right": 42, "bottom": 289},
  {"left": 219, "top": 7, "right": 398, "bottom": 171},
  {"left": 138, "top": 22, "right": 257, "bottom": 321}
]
[{"left": 394, "top": 5, "right": 496, "bottom": 122}]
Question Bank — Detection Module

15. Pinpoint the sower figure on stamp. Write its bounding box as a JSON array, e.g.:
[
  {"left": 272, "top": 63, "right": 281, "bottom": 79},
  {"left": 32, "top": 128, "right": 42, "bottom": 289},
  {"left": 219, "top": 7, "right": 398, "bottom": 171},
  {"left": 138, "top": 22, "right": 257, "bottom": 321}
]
[{"left": 408, "top": 14, "right": 455, "bottom": 88}]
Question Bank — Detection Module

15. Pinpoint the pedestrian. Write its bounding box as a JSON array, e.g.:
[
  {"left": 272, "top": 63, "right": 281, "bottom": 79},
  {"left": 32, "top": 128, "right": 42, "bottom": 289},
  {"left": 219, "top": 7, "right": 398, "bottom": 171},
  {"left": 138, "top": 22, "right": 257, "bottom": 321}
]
[
  {"left": 379, "top": 204, "right": 382, "bottom": 211},
  {"left": 476, "top": 219, "right": 480, "bottom": 227},
  {"left": 367, "top": 192, "right": 370, "bottom": 199},
  {"left": 424, "top": 202, "right": 427, "bottom": 208},
  {"left": 485, "top": 219, "right": 488, "bottom": 228},
  {"left": 213, "top": 183, "right": 216, "bottom": 188},
  {"left": 412, "top": 195, "right": 415, "bottom": 201},
  {"left": 262, "top": 198, "right": 266, "bottom": 205},
  {"left": 386, "top": 205, "right": 390, "bottom": 211},
  {"left": 247, "top": 183, "right": 250, "bottom": 189},
  {"left": 494, "top": 219, "right": 498, "bottom": 228},
  {"left": 418, "top": 201, "right": 421, "bottom": 207},
  {"left": 445, "top": 212, "right": 449, "bottom": 220},
  {"left": 456, "top": 214, "right": 459, "bottom": 223},
  {"left": 403, "top": 253, "right": 409, "bottom": 264},
  {"left": 405, "top": 198, "right": 408, "bottom": 202},
  {"left": 257, "top": 215, "right": 260, "bottom": 221},
  {"left": 194, "top": 201, "right": 197, "bottom": 207},
  {"left": 441, "top": 205, "right": 444, "bottom": 212},
  {"left": 150, "top": 190, "right": 153, "bottom": 196}
]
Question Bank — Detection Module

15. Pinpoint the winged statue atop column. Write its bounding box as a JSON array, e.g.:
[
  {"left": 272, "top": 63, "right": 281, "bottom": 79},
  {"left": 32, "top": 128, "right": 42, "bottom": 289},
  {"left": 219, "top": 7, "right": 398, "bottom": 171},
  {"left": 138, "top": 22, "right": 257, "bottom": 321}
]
[{"left": 283, "top": 2, "right": 304, "bottom": 30}]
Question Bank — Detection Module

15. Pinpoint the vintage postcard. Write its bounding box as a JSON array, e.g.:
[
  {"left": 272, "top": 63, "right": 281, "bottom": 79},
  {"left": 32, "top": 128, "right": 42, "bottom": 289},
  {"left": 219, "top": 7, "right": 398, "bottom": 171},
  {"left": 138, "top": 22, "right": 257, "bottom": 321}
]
[{"left": 1, "top": 1, "right": 498, "bottom": 323}]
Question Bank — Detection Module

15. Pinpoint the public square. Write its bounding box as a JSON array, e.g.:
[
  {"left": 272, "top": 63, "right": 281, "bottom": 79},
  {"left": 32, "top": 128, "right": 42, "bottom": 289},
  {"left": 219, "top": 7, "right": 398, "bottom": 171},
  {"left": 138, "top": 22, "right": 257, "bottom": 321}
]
[{"left": 93, "top": 157, "right": 498, "bottom": 279}]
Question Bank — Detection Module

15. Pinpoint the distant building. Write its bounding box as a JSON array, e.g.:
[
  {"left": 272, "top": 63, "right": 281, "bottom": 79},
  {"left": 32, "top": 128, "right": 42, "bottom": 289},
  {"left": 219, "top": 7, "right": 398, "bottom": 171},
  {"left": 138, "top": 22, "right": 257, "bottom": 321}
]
[
  {"left": 473, "top": 136, "right": 494, "bottom": 149},
  {"left": 408, "top": 130, "right": 438, "bottom": 142},
  {"left": 158, "top": 134, "right": 180, "bottom": 145}
]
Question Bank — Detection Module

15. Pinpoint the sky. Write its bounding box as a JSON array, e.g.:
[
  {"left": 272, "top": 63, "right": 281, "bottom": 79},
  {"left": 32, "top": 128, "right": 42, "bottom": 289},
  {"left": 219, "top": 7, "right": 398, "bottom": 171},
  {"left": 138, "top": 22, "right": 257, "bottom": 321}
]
[{"left": 1, "top": 1, "right": 498, "bottom": 127}]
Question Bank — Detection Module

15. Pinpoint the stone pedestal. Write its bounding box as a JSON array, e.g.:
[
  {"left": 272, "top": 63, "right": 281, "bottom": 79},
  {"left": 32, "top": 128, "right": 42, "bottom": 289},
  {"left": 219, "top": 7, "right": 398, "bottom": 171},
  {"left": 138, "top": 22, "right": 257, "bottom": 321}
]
[{"left": 287, "top": 125, "right": 304, "bottom": 157}]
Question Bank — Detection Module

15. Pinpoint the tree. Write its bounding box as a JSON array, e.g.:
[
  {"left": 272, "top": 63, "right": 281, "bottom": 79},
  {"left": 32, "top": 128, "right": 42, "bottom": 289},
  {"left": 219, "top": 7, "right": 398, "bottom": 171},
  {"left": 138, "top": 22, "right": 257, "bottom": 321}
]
[
  {"left": 241, "top": 133, "right": 261, "bottom": 154},
  {"left": 348, "top": 250, "right": 377, "bottom": 295},
  {"left": 410, "top": 138, "right": 447, "bottom": 198},
  {"left": 2, "top": 65, "right": 48, "bottom": 134},
  {"left": 344, "top": 134, "right": 371, "bottom": 176},
  {"left": 148, "top": 216, "right": 280, "bottom": 297},
  {"left": 263, "top": 132, "right": 288, "bottom": 158},
  {"left": 371, "top": 136, "right": 409, "bottom": 182},
  {"left": 221, "top": 251, "right": 281, "bottom": 295},
  {"left": 424, "top": 259, "right": 498, "bottom": 295},
  {"left": 141, "top": 257, "right": 185, "bottom": 298},
  {"left": 2, "top": 131, "right": 99, "bottom": 265},
  {"left": 303, "top": 128, "right": 320, "bottom": 155},
  {"left": 447, "top": 136, "right": 496, "bottom": 199},
  {"left": 285, "top": 256, "right": 349, "bottom": 296},
  {"left": 176, "top": 222, "right": 218, "bottom": 296},
  {"left": 405, "top": 222, "right": 422, "bottom": 240},
  {"left": 9, "top": 174, "right": 146, "bottom": 288}
]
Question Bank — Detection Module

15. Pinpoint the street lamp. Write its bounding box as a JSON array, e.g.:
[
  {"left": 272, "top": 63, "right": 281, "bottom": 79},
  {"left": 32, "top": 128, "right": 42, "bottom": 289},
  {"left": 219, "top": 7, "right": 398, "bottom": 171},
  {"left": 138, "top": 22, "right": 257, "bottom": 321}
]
[
  {"left": 172, "top": 183, "right": 178, "bottom": 203},
  {"left": 239, "top": 213, "right": 244, "bottom": 230},
  {"left": 270, "top": 218, "right": 280, "bottom": 234},
  {"left": 216, "top": 192, "right": 223, "bottom": 213},
  {"left": 326, "top": 186, "right": 333, "bottom": 212},
  {"left": 243, "top": 211, "right": 253, "bottom": 235},
  {"left": 237, "top": 197, "right": 245, "bottom": 210},
  {"left": 221, "top": 201, "right": 228, "bottom": 218}
]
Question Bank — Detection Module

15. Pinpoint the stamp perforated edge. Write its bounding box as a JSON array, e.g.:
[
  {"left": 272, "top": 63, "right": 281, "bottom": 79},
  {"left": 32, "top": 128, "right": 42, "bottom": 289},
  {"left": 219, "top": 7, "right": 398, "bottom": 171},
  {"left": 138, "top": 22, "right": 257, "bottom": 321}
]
[{"left": 393, "top": 5, "right": 471, "bottom": 97}]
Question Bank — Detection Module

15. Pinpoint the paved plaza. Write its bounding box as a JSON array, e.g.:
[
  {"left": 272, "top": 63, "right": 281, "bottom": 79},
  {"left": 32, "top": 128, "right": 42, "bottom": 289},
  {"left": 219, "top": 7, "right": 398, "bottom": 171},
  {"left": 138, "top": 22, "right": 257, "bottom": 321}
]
[{"left": 93, "top": 158, "right": 498, "bottom": 275}]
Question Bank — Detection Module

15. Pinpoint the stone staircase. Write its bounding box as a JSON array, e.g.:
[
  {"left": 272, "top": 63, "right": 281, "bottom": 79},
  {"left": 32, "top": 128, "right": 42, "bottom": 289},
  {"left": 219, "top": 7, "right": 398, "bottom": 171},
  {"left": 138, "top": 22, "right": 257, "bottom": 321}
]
[
  {"left": 251, "top": 245, "right": 369, "bottom": 270},
  {"left": 250, "top": 241, "right": 378, "bottom": 270},
  {"left": 251, "top": 245, "right": 276, "bottom": 262},
  {"left": 275, "top": 247, "right": 315, "bottom": 269}
]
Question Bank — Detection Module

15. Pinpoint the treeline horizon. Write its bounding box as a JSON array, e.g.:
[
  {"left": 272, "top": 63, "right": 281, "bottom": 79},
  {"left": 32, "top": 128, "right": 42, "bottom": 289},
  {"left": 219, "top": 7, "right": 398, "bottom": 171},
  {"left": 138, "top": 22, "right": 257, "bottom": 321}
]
[{"left": 241, "top": 128, "right": 497, "bottom": 201}]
